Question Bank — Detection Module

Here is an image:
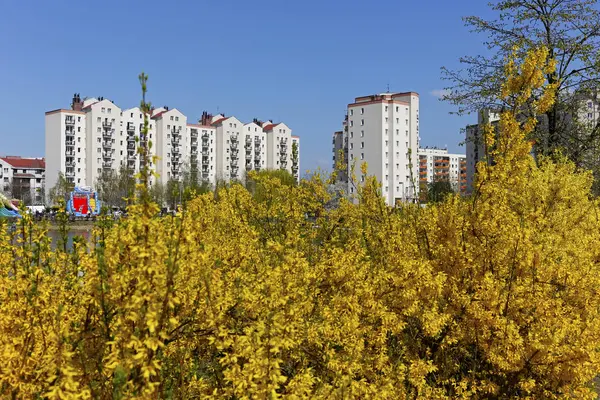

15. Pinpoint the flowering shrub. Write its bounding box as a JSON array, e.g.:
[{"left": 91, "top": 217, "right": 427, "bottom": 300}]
[{"left": 1, "top": 49, "right": 600, "bottom": 399}]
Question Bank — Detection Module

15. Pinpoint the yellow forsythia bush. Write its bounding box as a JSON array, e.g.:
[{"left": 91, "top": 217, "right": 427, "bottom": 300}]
[{"left": 2, "top": 48, "right": 600, "bottom": 399}]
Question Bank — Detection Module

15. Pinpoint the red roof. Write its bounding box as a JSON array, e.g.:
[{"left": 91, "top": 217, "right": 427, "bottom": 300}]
[
  {"left": 1, "top": 156, "right": 45, "bottom": 169},
  {"left": 152, "top": 110, "right": 167, "bottom": 120},
  {"left": 262, "top": 123, "right": 279, "bottom": 132},
  {"left": 211, "top": 117, "right": 228, "bottom": 126},
  {"left": 82, "top": 101, "right": 98, "bottom": 110}
]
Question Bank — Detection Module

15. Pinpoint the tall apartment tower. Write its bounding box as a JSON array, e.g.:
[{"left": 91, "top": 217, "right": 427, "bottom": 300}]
[{"left": 334, "top": 92, "right": 420, "bottom": 205}]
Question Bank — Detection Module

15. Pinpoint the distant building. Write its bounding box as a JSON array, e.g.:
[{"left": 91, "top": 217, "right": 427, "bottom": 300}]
[
  {"left": 333, "top": 92, "right": 420, "bottom": 205},
  {"left": 418, "top": 147, "right": 467, "bottom": 194},
  {"left": 0, "top": 156, "right": 45, "bottom": 204},
  {"left": 45, "top": 94, "right": 300, "bottom": 199},
  {"left": 465, "top": 110, "right": 500, "bottom": 193}
]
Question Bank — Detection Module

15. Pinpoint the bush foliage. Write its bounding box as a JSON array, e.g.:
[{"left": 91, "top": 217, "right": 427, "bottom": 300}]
[{"left": 2, "top": 49, "right": 600, "bottom": 399}]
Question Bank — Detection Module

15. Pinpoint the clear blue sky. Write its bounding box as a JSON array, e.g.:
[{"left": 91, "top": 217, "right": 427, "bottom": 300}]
[{"left": 0, "top": 0, "right": 494, "bottom": 173}]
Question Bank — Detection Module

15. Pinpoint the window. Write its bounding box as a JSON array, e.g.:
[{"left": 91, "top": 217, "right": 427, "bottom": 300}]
[
  {"left": 170, "top": 116, "right": 174, "bottom": 121},
  {"left": 361, "top": 175, "right": 365, "bottom": 183},
  {"left": 350, "top": 120, "right": 354, "bottom": 127},
  {"left": 350, "top": 143, "right": 354, "bottom": 150},
  {"left": 361, "top": 142, "right": 364, "bottom": 149},
  {"left": 396, "top": 106, "right": 399, "bottom": 112},
  {"left": 350, "top": 131, "right": 354, "bottom": 138},
  {"left": 175, "top": 116, "right": 179, "bottom": 121},
  {"left": 97, "top": 117, "right": 101, "bottom": 123},
  {"left": 77, "top": 117, "right": 81, "bottom": 122},
  {"left": 77, "top": 137, "right": 81, "bottom": 142},
  {"left": 385, "top": 129, "right": 388, "bottom": 135},
  {"left": 385, "top": 106, "right": 388, "bottom": 112},
  {"left": 589, "top": 113, "right": 593, "bottom": 119},
  {"left": 131, "top": 113, "right": 134, "bottom": 117},
  {"left": 385, "top": 117, "right": 388, "bottom": 123},
  {"left": 588, "top": 102, "right": 593, "bottom": 109},
  {"left": 101, "top": 107, "right": 105, "bottom": 113},
  {"left": 360, "top": 119, "right": 364, "bottom": 126},
  {"left": 385, "top": 175, "right": 389, "bottom": 180},
  {"left": 360, "top": 153, "right": 364, "bottom": 160},
  {"left": 360, "top": 108, "right": 364, "bottom": 114},
  {"left": 361, "top": 130, "right": 364, "bottom": 137},
  {"left": 108, "top": 108, "right": 111, "bottom": 114},
  {"left": 396, "top": 118, "right": 399, "bottom": 123},
  {"left": 78, "top": 148, "right": 81, "bottom": 153},
  {"left": 350, "top": 109, "right": 354, "bottom": 116},
  {"left": 78, "top": 127, "right": 81, "bottom": 132},
  {"left": 77, "top": 168, "right": 80, "bottom": 173},
  {"left": 385, "top": 140, "right": 388, "bottom": 146}
]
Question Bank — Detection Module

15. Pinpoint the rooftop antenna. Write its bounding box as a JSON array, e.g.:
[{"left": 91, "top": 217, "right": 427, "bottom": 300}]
[{"left": 386, "top": 83, "right": 390, "bottom": 93}]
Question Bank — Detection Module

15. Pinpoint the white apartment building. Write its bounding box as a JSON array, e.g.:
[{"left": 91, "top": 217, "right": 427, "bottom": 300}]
[
  {"left": 152, "top": 108, "right": 188, "bottom": 184},
  {"left": 263, "top": 122, "right": 293, "bottom": 172},
  {"left": 418, "top": 147, "right": 467, "bottom": 194},
  {"left": 46, "top": 95, "right": 301, "bottom": 198},
  {"left": 291, "top": 135, "right": 300, "bottom": 181},
  {"left": 242, "top": 121, "right": 267, "bottom": 174},
  {"left": 334, "top": 92, "right": 420, "bottom": 205},
  {"left": 187, "top": 114, "right": 217, "bottom": 185},
  {"left": 0, "top": 156, "right": 46, "bottom": 205},
  {"left": 212, "top": 115, "right": 245, "bottom": 182}
]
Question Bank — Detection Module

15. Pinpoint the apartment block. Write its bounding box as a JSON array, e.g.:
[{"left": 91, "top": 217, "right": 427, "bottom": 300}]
[
  {"left": 465, "top": 110, "right": 500, "bottom": 194},
  {"left": 0, "top": 156, "right": 46, "bottom": 204},
  {"left": 45, "top": 94, "right": 300, "bottom": 197},
  {"left": 418, "top": 147, "right": 467, "bottom": 194},
  {"left": 333, "top": 92, "right": 420, "bottom": 205}
]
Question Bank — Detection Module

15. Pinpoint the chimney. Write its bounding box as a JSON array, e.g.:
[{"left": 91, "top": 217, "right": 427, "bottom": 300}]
[
  {"left": 200, "top": 111, "right": 213, "bottom": 126},
  {"left": 72, "top": 93, "right": 82, "bottom": 111}
]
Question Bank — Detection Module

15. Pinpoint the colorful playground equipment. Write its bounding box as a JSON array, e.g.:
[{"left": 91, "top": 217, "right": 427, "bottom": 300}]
[
  {"left": 0, "top": 193, "right": 20, "bottom": 218},
  {"left": 66, "top": 186, "right": 101, "bottom": 217}
]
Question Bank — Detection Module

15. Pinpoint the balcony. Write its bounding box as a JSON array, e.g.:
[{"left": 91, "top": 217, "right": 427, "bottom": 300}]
[
  {"left": 65, "top": 128, "right": 75, "bottom": 137},
  {"left": 65, "top": 170, "right": 75, "bottom": 177},
  {"left": 127, "top": 143, "right": 135, "bottom": 150},
  {"left": 127, "top": 122, "right": 136, "bottom": 131},
  {"left": 171, "top": 137, "right": 180, "bottom": 145},
  {"left": 191, "top": 148, "right": 198, "bottom": 155},
  {"left": 65, "top": 141, "right": 75, "bottom": 147},
  {"left": 202, "top": 171, "right": 209, "bottom": 179},
  {"left": 172, "top": 146, "right": 180, "bottom": 154},
  {"left": 102, "top": 120, "right": 113, "bottom": 129},
  {"left": 202, "top": 132, "right": 209, "bottom": 139},
  {"left": 202, "top": 141, "right": 209, "bottom": 150},
  {"left": 65, "top": 118, "right": 75, "bottom": 126},
  {"left": 202, "top": 158, "right": 209, "bottom": 165},
  {"left": 127, "top": 133, "right": 136, "bottom": 142},
  {"left": 65, "top": 161, "right": 75, "bottom": 168},
  {"left": 246, "top": 137, "right": 252, "bottom": 145},
  {"left": 103, "top": 152, "right": 112, "bottom": 159},
  {"left": 65, "top": 150, "right": 75, "bottom": 156},
  {"left": 128, "top": 152, "right": 136, "bottom": 160},
  {"left": 102, "top": 161, "right": 112, "bottom": 168},
  {"left": 103, "top": 141, "right": 112, "bottom": 148},
  {"left": 202, "top": 149, "right": 209, "bottom": 156},
  {"left": 246, "top": 153, "right": 252, "bottom": 160},
  {"left": 103, "top": 131, "right": 112, "bottom": 139}
]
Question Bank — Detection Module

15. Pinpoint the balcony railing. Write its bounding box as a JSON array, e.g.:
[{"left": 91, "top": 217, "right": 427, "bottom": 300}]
[
  {"left": 127, "top": 122, "right": 135, "bottom": 131},
  {"left": 128, "top": 152, "right": 136, "bottom": 160},
  {"left": 103, "top": 152, "right": 112, "bottom": 159},
  {"left": 65, "top": 141, "right": 75, "bottom": 147},
  {"left": 172, "top": 146, "right": 180, "bottom": 154},
  {"left": 65, "top": 118, "right": 75, "bottom": 126},
  {"left": 65, "top": 128, "right": 75, "bottom": 136},
  {"left": 202, "top": 159, "right": 209, "bottom": 165},
  {"left": 65, "top": 161, "right": 75, "bottom": 168},
  {"left": 191, "top": 148, "right": 198, "bottom": 155},
  {"left": 102, "top": 161, "right": 112, "bottom": 168},
  {"left": 102, "top": 120, "right": 113, "bottom": 129},
  {"left": 202, "top": 149, "right": 209, "bottom": 156},
  {"left": 103, "top": 141, "right": 112, "bottom": 148},
  {"left": 127, "top": 143, "right": 135, "bottom": 150},
  {"left": 65, "top": 150, "right": 75, "bottom": 156},
  {"left": 65, "top": 170, "right": 75, "bottom": 177},
  {"left": 103, "top": 131, "right": 112, "bottom": 139}
]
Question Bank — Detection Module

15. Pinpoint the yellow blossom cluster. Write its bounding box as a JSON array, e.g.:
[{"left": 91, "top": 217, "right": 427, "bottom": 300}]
[{"left": 1, "top": 48, "right": 600, "bottom": 399}]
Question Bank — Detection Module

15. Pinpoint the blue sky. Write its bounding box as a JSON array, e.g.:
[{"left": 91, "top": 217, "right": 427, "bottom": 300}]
[{"left": 0, "top": 0, "right": 494, "bottom": 173}]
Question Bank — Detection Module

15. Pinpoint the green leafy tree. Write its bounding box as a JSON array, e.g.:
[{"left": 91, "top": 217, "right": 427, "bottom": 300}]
[
  {"left": 442, "top": 0, "right": 600, "bottom": 162},
  {"left": 48, "top": 172, "right": 75, "bottom": 205}
]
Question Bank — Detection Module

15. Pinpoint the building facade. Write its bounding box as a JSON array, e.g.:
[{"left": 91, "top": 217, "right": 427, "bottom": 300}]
[
  {"left": 465, "top": 110, "right": 500, "bottom": 194},
  {"left": 333, "top": 92, "right": 420, "bottom": 205},
  {"left": 0, "top": 156, "right": 46, "bottom": 205},
  {"left": 418, "top": 147, "right": 467, "bottom": 195},
  {"left": 45, "top": 94, "right": 300, "bottom": 198}
]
